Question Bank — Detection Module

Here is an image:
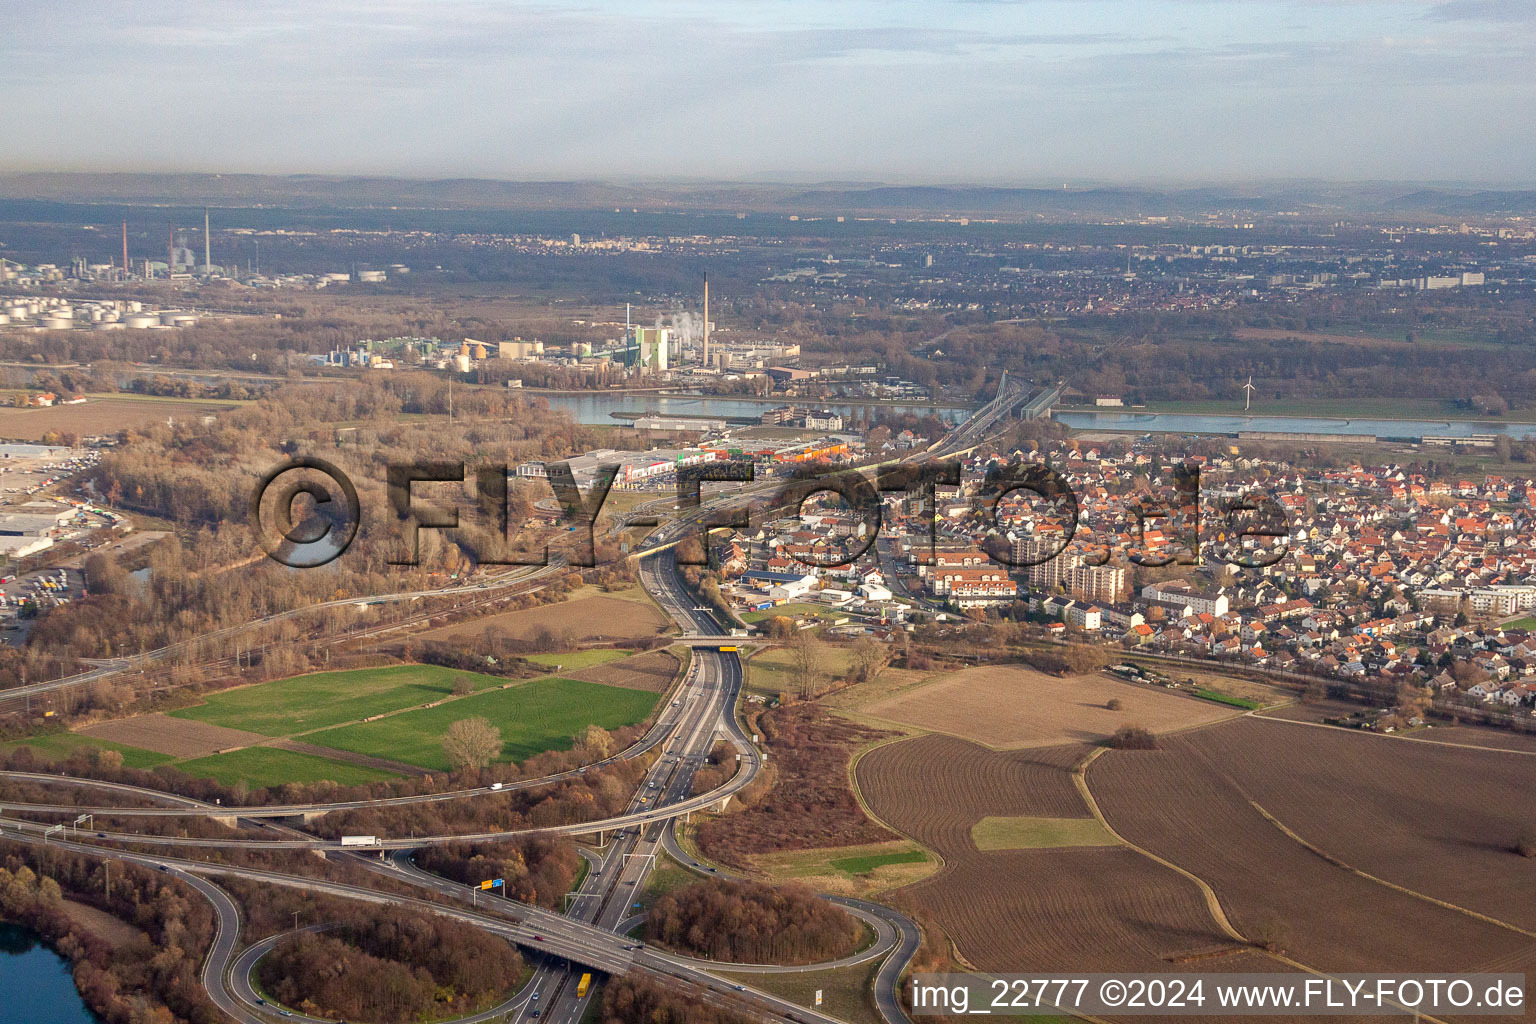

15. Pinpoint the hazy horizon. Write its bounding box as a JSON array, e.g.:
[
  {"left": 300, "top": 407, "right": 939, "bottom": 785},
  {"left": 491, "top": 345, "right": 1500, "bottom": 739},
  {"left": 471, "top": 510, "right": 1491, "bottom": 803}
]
[{"left": 4, "top": 1, "right": 1534, "bottom": 185}]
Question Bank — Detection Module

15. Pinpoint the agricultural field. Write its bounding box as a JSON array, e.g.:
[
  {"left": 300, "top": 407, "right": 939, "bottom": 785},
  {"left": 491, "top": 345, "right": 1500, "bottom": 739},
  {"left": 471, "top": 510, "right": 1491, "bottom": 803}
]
[
  {"left": 167, "top": 664, "right": 503, "bottom": 736},
  {"left": 747, "top": 839, "right": 936, "bottom": 898},
  {"left": 1167, "top": 716, "right": 1536, "bottom": 933},
  {"left": 1088, "top": 718, "right": 1536, "bottom": 973},
  {"left": 77, "top": 664, "right": 657, "bottom": 785},
  {"left": 306, "top": 677, "right": 658, "bottom": 771},
  {"left": 566, "top": 648, "right": 681, "bottom": 693},
  {"left": 0, "top": 396, "right": 242, "bottom": 440},
  {"left": 897, "top": 847, "right": 1232, "bottom": 971},
  {"left": 0, "top": 731, "right": 173, "bottom": 769},
  {"left": 970, "top": 816, "right": 1116, "bottom": 850},
  {"left": 856, "top": 733, "right": 1241, "bottom": 972},
  {"left": 855, "top": 735, "right": 1089, "bottom": 858},
  {"left": 174, "top": 747, "right": 402, "bottom": 789},
  {"left": 523, "top": 649, "right": 630, "bottom": 671},
  {"left": 419, "top": 593, "right": 670, "bottom": 645},
  {"left": 851, "top": 666, "right": 1237, "bottom": 748},
  {"left": 81, "top": 714, "right": 269, "bottom": 759}
]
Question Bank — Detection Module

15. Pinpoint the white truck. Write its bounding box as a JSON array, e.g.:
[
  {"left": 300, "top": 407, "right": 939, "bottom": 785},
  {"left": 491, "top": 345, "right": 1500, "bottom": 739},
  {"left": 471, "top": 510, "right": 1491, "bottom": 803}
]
[{"left": 340, "top": 835, "right": 380, "bottom": 847}]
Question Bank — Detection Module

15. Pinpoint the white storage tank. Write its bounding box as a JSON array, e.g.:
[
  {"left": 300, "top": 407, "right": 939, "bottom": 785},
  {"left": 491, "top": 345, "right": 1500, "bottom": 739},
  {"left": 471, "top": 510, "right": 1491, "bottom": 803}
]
[{"left": 123, "top": 314, "right": 159, "bottom": 329}]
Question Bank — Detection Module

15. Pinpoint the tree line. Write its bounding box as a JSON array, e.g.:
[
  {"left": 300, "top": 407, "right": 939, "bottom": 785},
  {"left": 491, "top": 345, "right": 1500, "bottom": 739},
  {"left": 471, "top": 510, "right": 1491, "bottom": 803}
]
[
  {"left": 258, "top": 905, "right": 523, "bottom": 1023},
  {"left": 414, "top": 836, "right": 579, "bottom": 909},
  {"left": 0, "top": 840, "right": 221, "bottom": 1024},
  {"left": 646, "top": 876, "right": 862, "bottom": 965}
]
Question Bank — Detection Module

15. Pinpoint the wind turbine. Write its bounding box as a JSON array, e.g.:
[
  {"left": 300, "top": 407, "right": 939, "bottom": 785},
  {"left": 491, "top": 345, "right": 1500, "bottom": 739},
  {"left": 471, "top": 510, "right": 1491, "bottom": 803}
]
[{"left": 1242, "top": 375, "right": 1257, "bottom": 412}]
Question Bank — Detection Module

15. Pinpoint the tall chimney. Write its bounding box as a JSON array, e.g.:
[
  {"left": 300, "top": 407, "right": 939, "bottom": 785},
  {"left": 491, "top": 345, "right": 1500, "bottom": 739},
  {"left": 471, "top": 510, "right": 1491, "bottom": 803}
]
[
  {"left": 204, "top": 207, "right": 211, "bottom": 272},
  {"left": 168, "top": 220, "right": 175, "bottom": 276},
  {"left": 121, "top": 221, "right": 128, "bottom": 275},
  {"left": 702, "top": 273, "right": 709, "bottom": 368}
]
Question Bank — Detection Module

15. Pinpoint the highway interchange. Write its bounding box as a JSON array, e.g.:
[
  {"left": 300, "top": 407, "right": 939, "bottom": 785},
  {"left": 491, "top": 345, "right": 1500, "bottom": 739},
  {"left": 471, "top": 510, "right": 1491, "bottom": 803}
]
[
  {"left": 0, "top": 386, "right": 1055, "bottom": 1023},
  {"left": 0, "top": 524, "right": 922, "bottom": 1024}
]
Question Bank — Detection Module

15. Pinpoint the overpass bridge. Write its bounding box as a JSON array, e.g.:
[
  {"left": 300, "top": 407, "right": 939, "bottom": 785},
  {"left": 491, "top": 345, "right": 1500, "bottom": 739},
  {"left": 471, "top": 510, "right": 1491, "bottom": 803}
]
[{"left": 940, "top": 373, "right": 1065, "bottom": 452}]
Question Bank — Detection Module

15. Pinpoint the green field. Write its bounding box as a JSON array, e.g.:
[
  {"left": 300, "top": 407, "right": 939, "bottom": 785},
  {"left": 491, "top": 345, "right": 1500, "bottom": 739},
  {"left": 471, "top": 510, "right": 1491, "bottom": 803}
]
[
  {"left": 0, "top": 732, "right": 173, "bottom": 769},
  {"left": 1193, "top": 688, "right": 1263, "bottom": 710},
  {"left": 827, "top": 849, "right": 929, "bottom": 874},
  {"left": 745, "top": 645, "right": 857, "bottom": 696},
  {"left": 1505, "top": 616, "right": 1536, "bottom": 631},
  {"left": 740, "top": 602, "right": 828, "bottom": 624},
  {"left": 971, "top": 816, "right": 1117, "bottom": 850},
  {"left": 523, "top": 650, "right": 630, "bottom": 671},
  {"left": 175, "top": 747, "right": 401, "bottom": 789},
  {"left": 307, "top": 677, "right": 659, "bottom": 771},
  {"left": 169, "top": 664, "right": 505, "bottom": 736}
]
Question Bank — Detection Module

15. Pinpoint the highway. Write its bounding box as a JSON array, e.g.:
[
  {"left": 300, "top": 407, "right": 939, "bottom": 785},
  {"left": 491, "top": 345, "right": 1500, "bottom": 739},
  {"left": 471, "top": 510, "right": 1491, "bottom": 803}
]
[{"left": 0, "top": 385, "right": 1082, "bottom": 1022}]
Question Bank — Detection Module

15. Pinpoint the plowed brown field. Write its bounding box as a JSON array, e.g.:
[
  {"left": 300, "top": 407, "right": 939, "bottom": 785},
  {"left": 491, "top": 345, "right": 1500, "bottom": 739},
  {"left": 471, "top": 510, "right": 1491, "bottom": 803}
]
[
  {"left": 856, "top": 666, "right": 1236, "bottom": 748},
  {"left": 898, "top": 847, "right": 1230, "bottom": 971},
  {"left": 568, "top": 649, "right": 680, "bottom": 692},
  {"left": 857, "top": 735, "right": 1084, "bottom": 856},
  {"left": 857, "top": 734, "right": 1236, "bottom": 971},
  {"left": 1177, "top": 716, "right": 1536, "bottom": 933},
  {"left": 80, "top": 714, "right": 266, "bottom": 758},
  {"left": 1089, "top": 720, "right": 1536, "bottom": 973}
]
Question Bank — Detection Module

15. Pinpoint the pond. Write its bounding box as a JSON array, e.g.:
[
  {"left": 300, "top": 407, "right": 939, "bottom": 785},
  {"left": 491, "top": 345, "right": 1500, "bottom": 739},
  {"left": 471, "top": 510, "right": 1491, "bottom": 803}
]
[{"left": 0, "top": 922, "right": 101, "bottom": 1024}]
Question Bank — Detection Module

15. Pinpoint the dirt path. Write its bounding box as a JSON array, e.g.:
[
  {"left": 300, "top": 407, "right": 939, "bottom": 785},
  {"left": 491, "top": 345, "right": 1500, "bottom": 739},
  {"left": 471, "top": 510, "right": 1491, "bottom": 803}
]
[{"left": 274, "top": 739, "right": 428, "bottom": 778}]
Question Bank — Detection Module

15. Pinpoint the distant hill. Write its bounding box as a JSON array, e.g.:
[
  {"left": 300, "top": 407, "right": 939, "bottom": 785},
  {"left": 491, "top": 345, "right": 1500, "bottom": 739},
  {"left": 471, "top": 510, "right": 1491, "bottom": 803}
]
[{"left": 2, "top": 172, "right": 1534, "bottom": 220}]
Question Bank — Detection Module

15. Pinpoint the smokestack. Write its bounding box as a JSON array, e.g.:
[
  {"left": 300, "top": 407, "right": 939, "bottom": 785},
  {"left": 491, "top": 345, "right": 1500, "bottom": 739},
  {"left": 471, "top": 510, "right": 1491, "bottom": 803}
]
[
  {"left": 702, "top": 273, "right": 709, "bottom": 368},
  {"left": 168, "top": 221, "right": 174, "bottom": 277},
  {"left": 204, "top": 207, "right": 211, "bottom": 272},
  {"left": 121, "top": 221, "right": 128, "bottom": 275}
]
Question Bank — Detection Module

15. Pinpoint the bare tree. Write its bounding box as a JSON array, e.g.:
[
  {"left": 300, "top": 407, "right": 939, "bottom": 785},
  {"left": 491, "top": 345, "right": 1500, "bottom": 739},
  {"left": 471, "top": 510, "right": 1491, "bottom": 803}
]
[
  {"left": 442, "top": 716, "right": 503, "bottom": 770},
  {"left": 789, "top": 630, "right": 825, "bottom": 699},
  {"left": 851, "top": 638, "right": 889, "bottom": 683}
]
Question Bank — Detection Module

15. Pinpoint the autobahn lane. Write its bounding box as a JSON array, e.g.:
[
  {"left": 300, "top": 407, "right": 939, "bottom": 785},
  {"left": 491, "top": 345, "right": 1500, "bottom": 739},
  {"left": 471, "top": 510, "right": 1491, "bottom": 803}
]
[
  {"left": 170, "top": 868, "right": 267, "bottom": 1024},
  {"left": 4, "top": 416, "right": 1028, "bottom": 1022}
]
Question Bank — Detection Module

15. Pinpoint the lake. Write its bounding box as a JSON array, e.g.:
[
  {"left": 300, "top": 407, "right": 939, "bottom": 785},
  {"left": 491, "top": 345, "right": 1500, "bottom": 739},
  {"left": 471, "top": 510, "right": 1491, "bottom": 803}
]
[{"left": 0, "top": 922, "right": 101, "bottom": 1023}]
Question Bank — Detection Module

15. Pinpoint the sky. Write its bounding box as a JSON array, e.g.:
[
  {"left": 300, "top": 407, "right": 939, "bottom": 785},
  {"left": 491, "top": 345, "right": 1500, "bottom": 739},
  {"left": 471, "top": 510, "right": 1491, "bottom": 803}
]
[{"left": 2, "top": 0, "right": 1533, "bottom": 184}]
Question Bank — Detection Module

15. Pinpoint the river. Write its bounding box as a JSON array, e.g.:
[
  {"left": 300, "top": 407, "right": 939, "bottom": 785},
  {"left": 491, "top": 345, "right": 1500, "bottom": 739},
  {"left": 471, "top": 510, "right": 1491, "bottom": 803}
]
[
  {"left": 538, "top": 392, "right": 1536, "bottom": 441},
  {"left": 1054, "top": 410, "right": 1536, "bottom": 440},
  {"left": 0, "top": 922, "right": 101, "bottom": 1023},
  {"left": 536, "top": 392, "right": 972, "bottom": 427}
]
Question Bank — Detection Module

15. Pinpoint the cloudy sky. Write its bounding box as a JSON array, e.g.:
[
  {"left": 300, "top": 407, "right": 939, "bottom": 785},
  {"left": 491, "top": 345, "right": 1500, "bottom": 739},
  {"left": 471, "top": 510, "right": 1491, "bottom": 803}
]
[{"left": 2, "top": 0, "right": 1532, "bottom": 184}]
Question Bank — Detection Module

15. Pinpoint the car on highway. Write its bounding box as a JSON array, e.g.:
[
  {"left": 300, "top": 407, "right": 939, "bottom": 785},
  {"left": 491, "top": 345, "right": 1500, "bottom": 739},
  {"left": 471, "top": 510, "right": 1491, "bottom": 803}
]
[{"left": 532, "top": 934, "right": 544, "bottom": 941}]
